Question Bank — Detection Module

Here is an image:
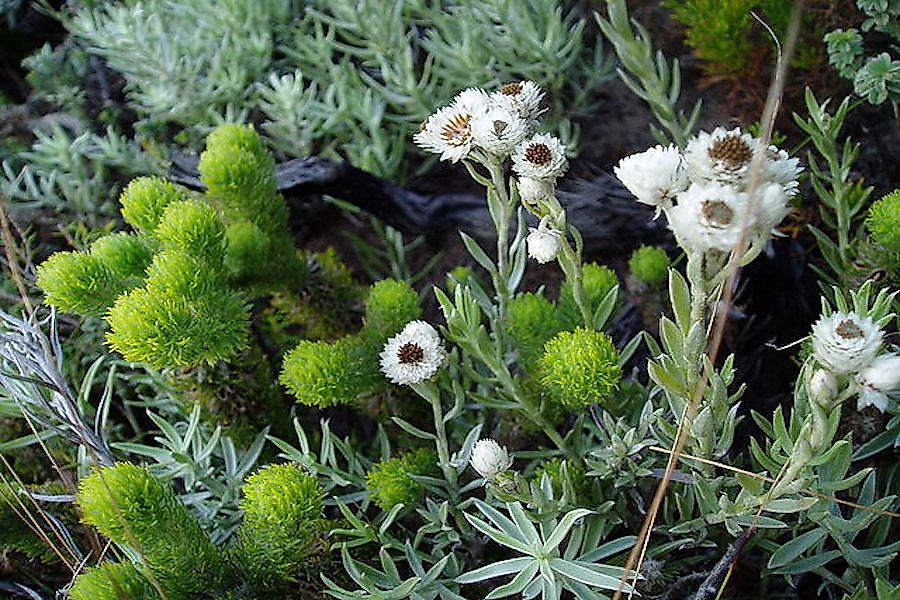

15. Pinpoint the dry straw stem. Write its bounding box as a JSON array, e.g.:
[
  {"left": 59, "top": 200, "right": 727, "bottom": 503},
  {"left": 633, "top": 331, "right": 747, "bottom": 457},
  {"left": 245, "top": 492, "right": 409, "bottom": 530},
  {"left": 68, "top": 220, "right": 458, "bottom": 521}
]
[{"left": 612, "top": 3, "right": 806, "bottom": 598}]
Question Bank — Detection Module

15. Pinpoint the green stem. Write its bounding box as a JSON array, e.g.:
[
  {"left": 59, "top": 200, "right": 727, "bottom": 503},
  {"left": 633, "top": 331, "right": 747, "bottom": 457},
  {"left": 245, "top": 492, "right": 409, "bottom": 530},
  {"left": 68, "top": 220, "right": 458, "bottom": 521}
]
[
  {"left": 558, "top": 234, "right": 591, "bottom": 327},
  {"left": 487, "top": 161, "right": 514, "bottom": 324},
  {"left": 413, "top": 382, "right": 458, "bottom": 493}
]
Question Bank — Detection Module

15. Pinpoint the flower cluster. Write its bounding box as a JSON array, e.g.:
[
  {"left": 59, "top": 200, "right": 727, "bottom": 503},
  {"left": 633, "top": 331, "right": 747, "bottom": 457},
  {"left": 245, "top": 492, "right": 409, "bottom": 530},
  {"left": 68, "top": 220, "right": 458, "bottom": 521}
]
[
  {"left": 615, "top": 128, "right": 802, "bottom": 253},
  {"left": 379, "top": 320, "right": 446, "bottom": 385},
  {"left": 810, "top": 311, "right": 900, "bottom": 412},
  {"left": 414, "top": 81, "right": 570, "bottom": 265}
]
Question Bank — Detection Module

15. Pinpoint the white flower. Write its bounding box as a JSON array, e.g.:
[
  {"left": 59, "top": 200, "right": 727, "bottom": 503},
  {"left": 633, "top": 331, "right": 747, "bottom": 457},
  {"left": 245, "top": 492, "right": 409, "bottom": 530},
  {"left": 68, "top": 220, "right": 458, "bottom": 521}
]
[
  {"left": 752, "top": 182, "right": 791, "bottom": 235},
  {"left": 470, "top": 438, "right": 513, "bottom": 479},
  {"left": 667, "top": 182, "right": 755, "bottom": 252},
  {"left": 811, "top": 312, "right": 883, "bottom": 374},
  {"left": 517, "top": 176, "right": 555, "bottom": 204},
  {"left": 471, "top": 104, "right": 530, "bottom": 157},
  {"left": 685, "top": 127, "right": 760, "bottom": 186},
  {"left": 855, "top": 353, "right": 900, "bottom": 412},
  {"left": 379, "top": 320, "right": 446, "bottom": 385},
  {"left": 490, "top": 80, "right": 545, "bottom": 121},
  {"left": 614, "top": 145, "right": 688, "bottom": 208},
  {"left": 512, "top": 133, "right": 568, "bottom": 180},
  {"left": 527, "top": 220, "right": 562, "bottom": 263},
  {"left": 762, "top": 145, "right": 803, "bottom": 197},
  {"left": 413, "top": 88, "right": 490, "bottom": 163},
  {"left": 808, "top": 369, "right": 838, "bottom": 406}
]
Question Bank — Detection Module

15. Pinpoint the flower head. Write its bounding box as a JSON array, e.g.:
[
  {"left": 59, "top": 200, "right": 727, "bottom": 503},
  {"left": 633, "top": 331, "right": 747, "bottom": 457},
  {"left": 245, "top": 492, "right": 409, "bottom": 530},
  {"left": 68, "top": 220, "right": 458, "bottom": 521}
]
[
  {"left": 414, "top": 88, "right": 490, "bottom": 163},
  {"left": 470, "top": 439, "right": 513, "bottom": 480},
  {"left": 614, "top": 145, "right": 688, "bottom": 207},
  {"left": 667, "top": 182, "right": 754, "bottom": 252},
  {"left": 753, "top": 182, "right": 791, "bottom": 235},
  {"left": 762, "top": 145, "right": 803, "bottom": 197},
  {"left": 527, "top": 221, "right": 562, "bottom": 264},
  {"left": 512, "top": 133, "right": 568, "bottom": 180},
  {"left": 855, "top": 353, "right": 900, "bottom": 412},
  {"left": 685, "top": 127, "right": 759, "bottom": 186},
  {"left": 811, "top": 312, "right": 883, "bottom": 374},
  {"left": 471, "top": 104, "right": 529, "bottom": 157},
  {"left": 516, "top": 176, "right": 555, "bottom": 204},
  {"left": 490, "top": 80, "right": 545, "bottom": 121},
  {"left": 379, "top": 320, "right": 446, "bottom": 385}
]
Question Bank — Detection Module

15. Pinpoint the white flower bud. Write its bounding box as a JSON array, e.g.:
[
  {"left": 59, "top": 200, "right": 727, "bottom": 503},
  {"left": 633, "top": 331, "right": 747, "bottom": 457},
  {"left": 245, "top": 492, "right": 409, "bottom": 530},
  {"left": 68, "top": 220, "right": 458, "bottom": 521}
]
[
  {"left": 614, "top": 144, "right": 688, "bottom": 207},
  {"left": 470, "top": 439, "right": 513, "bottom": 479},
  {"left": 517, "top": 177, "right": 555, "bottom": 204},
  {"left": 855, "top": 353, "right": 900, "bottom": 412},
  {"left": 808, "top": 369, "right": 838, "bottom": 407},
  {"left": 526, "top": 224, "right": 561, "bottom": 264}
]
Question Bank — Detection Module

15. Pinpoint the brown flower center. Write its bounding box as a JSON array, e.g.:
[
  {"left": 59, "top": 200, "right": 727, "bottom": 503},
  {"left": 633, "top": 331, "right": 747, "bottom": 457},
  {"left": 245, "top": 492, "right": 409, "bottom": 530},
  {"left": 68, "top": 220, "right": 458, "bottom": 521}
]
[
  {"left": 397, "top": 342, "right": 424, "bottom": 364},
  {"left": 440, "top": 113, "right": 472, "bottom": 147},
  {"left": 500, "top": 82, "right": 523, "bottom": 96},
  {"left": 492, "top": 120, "right": 509, "bottom": 137},
  {"left": 708, "top": 134, "right": 753, "bottom": 169},
  {"left": 525, "top": 143, "right": 552, "bottom": 166},
  {"left": 701, "top": 199, "right": 734, "bottom": 226},
  {"left": 836, "top": 319, "right": 864, "bottom": 339}
]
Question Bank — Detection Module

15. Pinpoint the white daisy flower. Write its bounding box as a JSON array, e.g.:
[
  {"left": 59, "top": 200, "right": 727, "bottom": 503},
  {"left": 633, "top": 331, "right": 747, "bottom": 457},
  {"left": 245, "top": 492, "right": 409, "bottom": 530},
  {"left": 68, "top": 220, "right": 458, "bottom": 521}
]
[
  {"left": 516, "top": 176, "right": 555, "bottom": 204},
  {"left": 685, "top": 127, "right": 760, "bottom": 186},
  {"left": 762, "top": 145, "right": 803, "bottom": 197},
  {"left": 527, "top": 219, "right": 562, "bottom": 263},
  {"left": 470, "top": 438, "right": 513, "bottom": 479},
  {"left": 512, "top": 133, "right": 568, "bottom": 180},
  {"left": 471, "top": 104, "right": 530, "bottom": 157},
  {"left": 808, "top": 369, "right": 838, "bottom": 406},
  {"left": 490, "top": 80, "right": 545, "bottom": 121},
  {"left": 614, "top": 145, "right": 689, "bottom": 208},
  {"left": 752, "top": 182, "right": 791, "bottom": 235},
  {"left": 413, "top": 88, "right": 490, "bottom": 163},
  {"left": 811, "top": 312, "right": 883, "bottom": 375},
  {"left": 667, "top": 182, "right": 755, "bottom": 252},
  {"left": 855, "top": 353, "right": 900, "bottom": 412},
  {"left": 380, "top": 320, "right": 446, "bottom": 385}
]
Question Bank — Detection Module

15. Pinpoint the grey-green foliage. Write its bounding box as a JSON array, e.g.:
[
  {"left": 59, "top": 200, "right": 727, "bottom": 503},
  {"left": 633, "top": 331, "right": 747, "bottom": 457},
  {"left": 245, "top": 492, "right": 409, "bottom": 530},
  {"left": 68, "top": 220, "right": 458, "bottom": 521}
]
[
  {"left": 5, "top": 0, "right": 614, "bottom": 221},
  {"left": 824, "top": 1, "right": 900, "bottom": 106}
]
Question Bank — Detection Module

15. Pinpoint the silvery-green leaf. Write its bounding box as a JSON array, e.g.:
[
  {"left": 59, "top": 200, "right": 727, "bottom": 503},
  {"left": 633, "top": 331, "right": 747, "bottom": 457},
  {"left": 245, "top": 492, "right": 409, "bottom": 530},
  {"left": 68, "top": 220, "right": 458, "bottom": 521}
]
[
  {"left": 542, "top": 509, "right": 594, "bottom": 554},
  {"left": 456, "top": 557, "right": 534, "bottom": 584}
]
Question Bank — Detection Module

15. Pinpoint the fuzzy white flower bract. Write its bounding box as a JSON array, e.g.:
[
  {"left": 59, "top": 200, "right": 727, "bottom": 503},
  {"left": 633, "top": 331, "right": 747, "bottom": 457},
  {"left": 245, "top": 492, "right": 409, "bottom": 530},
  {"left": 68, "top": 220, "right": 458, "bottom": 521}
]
[
  {"left": 512, "top": 133, "right": 568, "bottom": 181},
  {"left": 471, "top": 104, "right": 530, "bottom": 157},
  {"left": 753, "top": 182, "right": 791, "bottom": 234},
  {"left": 379, "top": 320, "right": 446, "bottom": 385},
  {"left": 811, "top": 312, "right": 883, "bottom": 375},
  {"left": 413, "top": 87, "right": 490, "bottom": 163},
  {"left": 614, "top": 144, "right": 688, "bottom": 208},
  {"left": 667, "top": 182, "right": 754, "bottom": 252},
  {"left": 469, "top": 438, "right": 513, "bottom": 479},
  {"left": 527, "top": 221, "right": 562, "bottom": 264},
  {"left": 762, "top": 145, "right": 803, "bottom": 197},
  {"left": 855, "top": 353, "right": 900, "bottom": 412},
  {"left": 808, "top": 369, "right": 838, "bottom": 406},
  {"left": 490, "top": 80, "right": 545, "bottom": 121},
  {"left": 685, "top": 127, "right": 760, "bottom": 186},
  {"left": 516, "top": 176, "right": 555, "bottom": 204}
]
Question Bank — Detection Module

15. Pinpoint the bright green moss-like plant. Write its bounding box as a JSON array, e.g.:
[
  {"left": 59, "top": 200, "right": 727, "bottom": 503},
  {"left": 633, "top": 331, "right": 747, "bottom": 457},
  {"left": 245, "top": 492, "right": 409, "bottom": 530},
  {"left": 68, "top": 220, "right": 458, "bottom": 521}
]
[
  {"left": 865, "top": 190, "right": 900, "bottom": 271},
  {"left": 628, "top": 245, "right": 671, "bottom": 286},
  {"left": 539, "top": 327, "right": 622, "bottom": 410},
  {"left": 558, "top": 262, "right": 619, "bottom": 328},
  {"left": 36, "top": 124, "right": 309, "bottom": 369},
  {"left": 69, "top": 562, "right": 159, "bottom": 600},
  {"left": 77, "top": 463, "right": 226, "bottom": 598},
  {"left": 0, "top": 483, "right": 61, "bottom": 563},
  {"left": 507, "top": 292, "right": 564, "bottom": 370},
  {"left": 280, "top": 278, "right": 421, "bottom": 406},
  {"left": 234, "top": 464, "right": 327, "bottom": 587},
  {"left": 366, "top": 448, "right": 438, "bottom": 511}
]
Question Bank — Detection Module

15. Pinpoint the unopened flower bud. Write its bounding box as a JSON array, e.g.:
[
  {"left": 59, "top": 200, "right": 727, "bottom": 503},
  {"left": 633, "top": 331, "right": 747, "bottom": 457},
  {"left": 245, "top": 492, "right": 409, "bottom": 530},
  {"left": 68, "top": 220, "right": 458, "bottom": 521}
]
[
  {"left": 527, "top": 222, "right": 561, "bottom": 264},
  {"left": 856, "top": 353, "right": 900, "bottom": 412},
  {"left": 517, "top": 177, "right": 555, "bottom": 204},
  {"left": 808, "top": 369, "right": 838, "bottom": 407},
  {"left": 470, "top": 439, "right": 513, "bottom": 479}
]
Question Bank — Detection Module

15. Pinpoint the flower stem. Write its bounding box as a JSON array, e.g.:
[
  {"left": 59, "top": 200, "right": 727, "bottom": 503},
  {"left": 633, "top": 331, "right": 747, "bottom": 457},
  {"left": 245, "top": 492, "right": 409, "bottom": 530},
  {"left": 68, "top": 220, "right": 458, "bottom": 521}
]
[{"left": 413, "top": 382, "right": 458, "bottom": 492}]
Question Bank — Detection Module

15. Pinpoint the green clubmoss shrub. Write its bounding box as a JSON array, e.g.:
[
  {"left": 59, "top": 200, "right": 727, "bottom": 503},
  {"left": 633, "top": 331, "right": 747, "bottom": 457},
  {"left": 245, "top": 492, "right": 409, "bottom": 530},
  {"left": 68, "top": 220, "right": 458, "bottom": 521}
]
[
  {"left": 558, "top": 262, "right": 619, "bottom": 329},
  {"left": 628, "top": 245, "right": 670, "bottom": 286},
  {"left": 90, "top": 233, "right": 155, "bottom": 280},
  {"left": 280, "top": 278, "right": 421, "bottom": 406},
  {"left": 508, "top": 292, "right": 564, "bottom": 370},
  {"left": 866, "top": 190, "right": 900, "bottom": 271},
  {"left": 0, "top": 483, "right": 62, "bottom": 563},
  {"left": 77, "top": 463, "right": 226, "bottom": 598},
  {"left": 155, "top": 200, "right": 226, "bottom": 262},
  {"left": 69, "top": 562, "right": 159, "bottom": 600},
  {"left": 36, "top": 252, "right": 125, "bottom": 316},
  {"left": 366, "top": 449, "right": 438, "bottom": 511},
  {"left": 539, "top": 327, "right": 622, "bottom": 410},
  {"left": 119, "top": 176, "right": 185, "bottom": 232},
  {"left": 234, "top": 464, "right": 327, "bottom": 587}
]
